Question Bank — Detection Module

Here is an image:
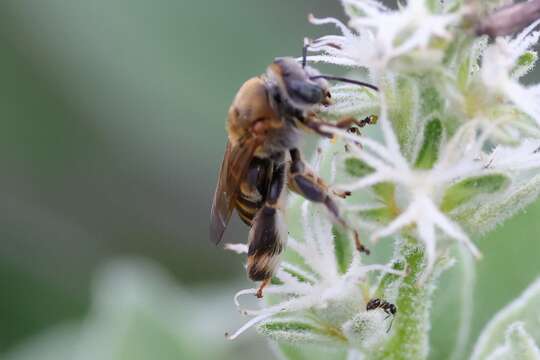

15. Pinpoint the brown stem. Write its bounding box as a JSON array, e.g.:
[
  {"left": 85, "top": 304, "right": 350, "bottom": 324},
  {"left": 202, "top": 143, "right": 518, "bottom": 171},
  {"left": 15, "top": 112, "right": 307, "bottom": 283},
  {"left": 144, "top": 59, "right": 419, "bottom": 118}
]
[{"left": 475, "top": 0, "right": 540, "bottom": 38}]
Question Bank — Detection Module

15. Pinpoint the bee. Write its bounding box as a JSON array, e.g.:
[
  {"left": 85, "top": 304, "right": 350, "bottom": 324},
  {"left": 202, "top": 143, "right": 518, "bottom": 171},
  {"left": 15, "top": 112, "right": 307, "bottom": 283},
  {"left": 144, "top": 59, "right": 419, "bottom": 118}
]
[
  {"left": 210, "top": 44, "right": 378, "bottom": 298},
  {"left": 366, "top": 298, "right": 397, "bottom": 332}
]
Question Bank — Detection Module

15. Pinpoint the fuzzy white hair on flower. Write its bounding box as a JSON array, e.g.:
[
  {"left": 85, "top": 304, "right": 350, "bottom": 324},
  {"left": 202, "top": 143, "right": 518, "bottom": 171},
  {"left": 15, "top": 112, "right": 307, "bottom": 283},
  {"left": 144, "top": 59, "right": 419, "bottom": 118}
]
[
  {"left": 323, "top": 99, "right": 483, "bottom": 283},
  {"left": 224, "top": 199, "right": 403, "bottom": 340},
  {"left": 487, "top": 139, "right": 540, "bottom": 173},
  {"left": 306, "top": 0, "right": 464, "bottom": 71},
  {"left": 481, "top": 19, "right": 540, "bottom": 126}
]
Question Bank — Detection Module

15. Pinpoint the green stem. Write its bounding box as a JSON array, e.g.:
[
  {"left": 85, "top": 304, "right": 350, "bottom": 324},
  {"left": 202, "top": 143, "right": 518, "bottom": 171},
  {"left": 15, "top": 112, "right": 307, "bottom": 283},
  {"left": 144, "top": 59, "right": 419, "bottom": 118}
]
[{"left": 371, "top": 237, "right": 430, "bottom": 360}]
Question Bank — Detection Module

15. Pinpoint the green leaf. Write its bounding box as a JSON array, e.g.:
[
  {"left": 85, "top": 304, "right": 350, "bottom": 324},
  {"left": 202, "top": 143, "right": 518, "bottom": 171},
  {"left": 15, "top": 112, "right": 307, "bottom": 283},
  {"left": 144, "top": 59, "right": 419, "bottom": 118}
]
[
  {"left": 457, "top": 55, "right": 471, "bottom": 92},
  {"left": 455, "top": 174, "right": 540, "bottom": 236},
  {"left": 430, "top": 246, "right": 476, "bottom": 360},
  {"left": 484, "top": 323, "right": 540, "bottom": 360},
  {"left": 371, "top": 183, "right": 399, "bottom": 219},
  {"left": 441, "top": 174, "right": 510, "bottom": 213},
  {"left": 420, "top": 86, "right": 444, "bottom": 116},
  {"left": 415, "top": 118, "right": 443, "bottom": 169},
  {"left": 512, "top": 51, "right": 538, "bottom": 79},
  {"left": 443, "top": 33, "right": 466, "bottom": 69},
  {"left": 454, "top": 37, "right": 485, "bottom": 92},
  {"left": 275, "top": 343, "right": 347, "bottom": 360},
  {"left": 258, "top": 318, "right": 346, "bottom": 345},
  {"left": 332, "top": 227, "right": 353, "bottom": 274},
  {"left": 322, "top": 84, "right": 379, "bottom": 120},
  {"left": 425, "top": 0, "right": 443, "bottom": 13},
  {"left": 345, "top": 157, "right": 373, "bottom": 177},
  {"left": 358, "top": 206, "right": 395, "bottom": 224},
  {"left": 281, "top": 265, "right": 315, "bottom": 284},
  {"left": 471, "top": 277, "right": 540, "bottom": 360},
  {"left": 383, "top": 75, "right": 419, "bottom": 159},
  {"left": 373, "top": 182, "right": 396, "bottom": 206}
]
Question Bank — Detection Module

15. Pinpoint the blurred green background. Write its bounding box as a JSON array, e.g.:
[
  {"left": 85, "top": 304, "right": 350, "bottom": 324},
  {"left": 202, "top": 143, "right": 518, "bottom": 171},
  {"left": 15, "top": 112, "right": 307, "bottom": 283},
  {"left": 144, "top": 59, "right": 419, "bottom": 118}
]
[{"left": 0, "top": 0, "right": 539, "bottom": 359}]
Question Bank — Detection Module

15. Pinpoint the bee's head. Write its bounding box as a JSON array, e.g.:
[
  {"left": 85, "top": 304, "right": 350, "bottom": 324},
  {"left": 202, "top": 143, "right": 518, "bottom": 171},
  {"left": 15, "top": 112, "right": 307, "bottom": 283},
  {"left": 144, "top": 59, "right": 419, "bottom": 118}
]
[
  {"left": 266, "top": 56, "right": 378, "bottom": 114},
  {"left": 266, "top": 57, "right": 331, "bottom": 110}
]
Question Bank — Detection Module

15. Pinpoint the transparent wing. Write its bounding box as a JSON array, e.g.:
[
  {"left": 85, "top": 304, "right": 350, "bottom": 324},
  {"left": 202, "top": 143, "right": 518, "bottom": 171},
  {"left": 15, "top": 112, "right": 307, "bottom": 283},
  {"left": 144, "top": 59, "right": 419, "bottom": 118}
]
[{"left": 210, "top": 138, "right": 259, "bottom": 244}]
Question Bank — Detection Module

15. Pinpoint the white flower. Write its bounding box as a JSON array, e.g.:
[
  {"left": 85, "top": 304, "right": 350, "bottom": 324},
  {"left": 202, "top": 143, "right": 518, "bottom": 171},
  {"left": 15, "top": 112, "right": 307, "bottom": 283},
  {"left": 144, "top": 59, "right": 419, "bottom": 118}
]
[
  {"left": 323, "top": 98, "right": 484, "bottom": 282},
  {"left": 481, "top": 20, "right": 540, "bottom": 126},
  {"left": 487, "top": 139, "right": 540, "bottom": 173},
  {"left": 225, "top": 199, "right": 402, "bottom": 340},
  {"left": 306, "top": 0, "right": 463, "bottom": 71},
  {"left": 307, "top": 15, "right": 378, "bottom": 68}
]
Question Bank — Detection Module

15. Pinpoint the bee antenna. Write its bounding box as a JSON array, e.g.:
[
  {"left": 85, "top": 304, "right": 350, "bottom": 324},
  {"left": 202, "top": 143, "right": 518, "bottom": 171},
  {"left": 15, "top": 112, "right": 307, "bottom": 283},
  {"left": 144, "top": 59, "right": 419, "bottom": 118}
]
[
  {"left": 302, "top": 38, "right": 311, "bottom": 68},
  {"left": 309, "top": 75, "right": 379, "bottom": 92}
]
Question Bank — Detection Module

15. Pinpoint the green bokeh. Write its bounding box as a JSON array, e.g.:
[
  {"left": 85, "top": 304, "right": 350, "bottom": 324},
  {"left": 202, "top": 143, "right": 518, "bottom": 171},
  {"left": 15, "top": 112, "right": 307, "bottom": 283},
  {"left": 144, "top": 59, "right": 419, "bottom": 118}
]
[{"left": 0, "top": 0, "right": 539, "bottom": 359}]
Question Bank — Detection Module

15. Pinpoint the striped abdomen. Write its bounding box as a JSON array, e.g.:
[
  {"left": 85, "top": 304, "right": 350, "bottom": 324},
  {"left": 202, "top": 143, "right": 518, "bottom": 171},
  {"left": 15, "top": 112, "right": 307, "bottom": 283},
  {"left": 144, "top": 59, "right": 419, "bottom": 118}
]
[
  {"left": 235, "top": 186, "right": 262, "bottom": 226},
  {"left": 234, "top": 157, "right": 273, "bottom": 226}
]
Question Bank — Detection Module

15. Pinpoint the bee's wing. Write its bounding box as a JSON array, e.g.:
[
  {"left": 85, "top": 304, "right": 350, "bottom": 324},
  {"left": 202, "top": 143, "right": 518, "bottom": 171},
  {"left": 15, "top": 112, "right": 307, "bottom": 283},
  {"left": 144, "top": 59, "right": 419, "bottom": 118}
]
[{"left": 210, "top": 138, "right": 259, "bottom": 244}]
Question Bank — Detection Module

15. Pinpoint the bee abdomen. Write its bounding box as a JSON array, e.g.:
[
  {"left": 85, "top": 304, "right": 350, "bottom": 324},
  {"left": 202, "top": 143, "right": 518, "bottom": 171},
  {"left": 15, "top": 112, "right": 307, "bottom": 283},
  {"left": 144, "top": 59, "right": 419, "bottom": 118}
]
[
  {"left": 235, "top": 193, "right": 261, "bottom": 226},
  {"left": 247, "top": 206, "right": 287, "bottom": 281},
  {"left": 235, "top": 156, "right": 272, "bottom": 226}
]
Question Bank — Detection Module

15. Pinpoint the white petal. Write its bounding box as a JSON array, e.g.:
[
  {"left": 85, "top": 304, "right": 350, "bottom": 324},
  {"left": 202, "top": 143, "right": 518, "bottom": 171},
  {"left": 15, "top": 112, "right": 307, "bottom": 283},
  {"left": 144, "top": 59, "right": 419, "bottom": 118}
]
[
  {"left": 427, "top": 200, "right": 482, "bottom": 259},
  {"left": 309, "top": 15, "right": 354, "bottom": 37},
  {"left": 224, "top": 243, "right": 248, "bottom": 254},
  {"left": 416, "top": 217, "right": 437, "bottom": 284},
  {"left": 339, "top": 172, "right": 391, "bottom": 192},
  {"left": 227, "top": 312, "right": 275, "bottom": 340},
  {"left": 304, "top": 55, "right": 360, "bottom": 66},
  {"left": 370, "top": 202, "right": 419, "bottom": 242}
]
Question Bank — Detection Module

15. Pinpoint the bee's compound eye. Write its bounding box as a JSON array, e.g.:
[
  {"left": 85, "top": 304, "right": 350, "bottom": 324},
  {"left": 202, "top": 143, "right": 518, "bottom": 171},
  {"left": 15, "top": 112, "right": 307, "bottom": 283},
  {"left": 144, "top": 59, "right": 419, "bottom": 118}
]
[
  {"left": 287, "top": 80, "right": 325, "bottom": 105},
  {"left": 348, "top": 127, "right": 360, "bottom": 134}
]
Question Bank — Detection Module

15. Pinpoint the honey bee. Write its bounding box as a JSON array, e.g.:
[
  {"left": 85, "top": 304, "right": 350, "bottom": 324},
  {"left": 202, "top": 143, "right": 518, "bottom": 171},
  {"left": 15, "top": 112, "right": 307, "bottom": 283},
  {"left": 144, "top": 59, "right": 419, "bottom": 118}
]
[
  {"left": 366, "top": 298, "right": 397, "bottom": 332},
  {"left": 210, "top": 46, "right": 378, "bottom": 298}
]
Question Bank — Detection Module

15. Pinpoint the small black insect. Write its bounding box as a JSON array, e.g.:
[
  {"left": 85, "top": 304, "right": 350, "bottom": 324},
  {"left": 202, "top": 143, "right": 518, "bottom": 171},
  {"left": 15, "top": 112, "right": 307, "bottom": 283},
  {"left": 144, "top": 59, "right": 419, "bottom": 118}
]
[{"left": 366, "top": 298, "right": 397, "bottom": 333}]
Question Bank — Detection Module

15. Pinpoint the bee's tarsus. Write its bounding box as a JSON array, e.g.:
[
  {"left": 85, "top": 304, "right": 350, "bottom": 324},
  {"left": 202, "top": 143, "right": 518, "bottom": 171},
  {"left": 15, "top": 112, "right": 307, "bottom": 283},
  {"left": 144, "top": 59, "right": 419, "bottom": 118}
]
[
  {"left": 354, "top": 231, "right": 370, "bottom": 255},
  {"left": 256, "top": 279, "right": 270, "bottom": 298},
  {"left": 333, "top": 189, "right": 351, "bottom": 198}
]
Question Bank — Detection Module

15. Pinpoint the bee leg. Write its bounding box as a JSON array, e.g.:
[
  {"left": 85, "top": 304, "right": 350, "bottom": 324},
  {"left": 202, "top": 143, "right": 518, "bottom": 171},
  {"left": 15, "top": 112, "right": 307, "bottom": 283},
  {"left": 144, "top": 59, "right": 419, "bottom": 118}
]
[
  {"left": 334, "top": 115, "right": 378, "bottom": 129},
  {"left": 300, "top": 113, "right": 378, "bottom": 138},
  {"left": 288, "top": 149, "right": 370, "bottom": 254},
  {"left": 247, "top": 159, "right": 287, "bottom": 298},
  {"left": 255, "top": 279, "right": 270, "bottom": 299}
]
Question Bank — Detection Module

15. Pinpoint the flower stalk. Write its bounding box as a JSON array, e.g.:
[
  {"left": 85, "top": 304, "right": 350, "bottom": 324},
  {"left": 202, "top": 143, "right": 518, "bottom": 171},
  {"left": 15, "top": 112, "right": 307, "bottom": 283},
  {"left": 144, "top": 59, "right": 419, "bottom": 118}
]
[{"left": 226, "top": 0, "right": 540, "bottom": 358}]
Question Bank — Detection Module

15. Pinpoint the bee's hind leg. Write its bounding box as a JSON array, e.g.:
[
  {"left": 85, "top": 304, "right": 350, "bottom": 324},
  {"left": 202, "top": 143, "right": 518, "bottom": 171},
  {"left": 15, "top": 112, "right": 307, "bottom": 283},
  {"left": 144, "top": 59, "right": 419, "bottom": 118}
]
[
  {"left": 247, "top": 158, "right": 288, "bottom": 298},
  {"left": 255, "top": 279, "right": 270, "bottom": 299},
  {"left": 288, "top": 148, "right": 370, "bottom": 254}
]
